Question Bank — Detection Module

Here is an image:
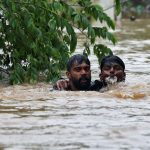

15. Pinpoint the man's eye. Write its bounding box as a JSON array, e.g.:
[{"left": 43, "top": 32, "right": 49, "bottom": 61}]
[
  {"left": 115, "top": 66, "right": 123, "bottom": 70},
  {"left": 84, "top": 67, "right": 90, "bottom": 71},
  {"left": 103, "top": 66, "right": 110, "bottom": 70},
  {"left": 75, "top": 68, "right": 81, "bottom": 72}
]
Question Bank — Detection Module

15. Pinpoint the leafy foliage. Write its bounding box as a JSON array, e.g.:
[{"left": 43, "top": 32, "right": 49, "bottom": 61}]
[{"left": 0, "top": 0, "right": 121, "bottom": 84}]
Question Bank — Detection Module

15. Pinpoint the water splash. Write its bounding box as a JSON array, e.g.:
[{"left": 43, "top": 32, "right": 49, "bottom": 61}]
[{"left": 105, "top": 76, "right": 117, "bottom": 85}]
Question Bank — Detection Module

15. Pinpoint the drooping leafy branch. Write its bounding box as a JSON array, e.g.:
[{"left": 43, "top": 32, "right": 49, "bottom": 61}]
[{"left": 0, "top": 0, "right": 121, "bottom": 84}]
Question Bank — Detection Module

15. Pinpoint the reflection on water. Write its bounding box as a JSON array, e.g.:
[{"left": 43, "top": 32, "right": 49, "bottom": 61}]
[{"left": 0, "top": 19, "right": 150, "bottom": 149}]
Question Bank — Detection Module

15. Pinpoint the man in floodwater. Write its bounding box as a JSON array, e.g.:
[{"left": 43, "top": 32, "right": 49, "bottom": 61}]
[
  {"left": 53, "top": 54, "right": 91, "bottom": 91},
  {"left": 54, "top": 55, "right": 126, "bottom": 91},
  {"left": 90, "top": 55, "right": 126, "bottom": 91}
]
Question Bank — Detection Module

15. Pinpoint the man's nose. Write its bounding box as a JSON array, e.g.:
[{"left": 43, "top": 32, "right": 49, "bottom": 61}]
[
  {"left": 81, "top": 69, "right": 87, "bottom": 74},
  {"left": 110, "top": 67, "right": 115, "bottom": 74}
]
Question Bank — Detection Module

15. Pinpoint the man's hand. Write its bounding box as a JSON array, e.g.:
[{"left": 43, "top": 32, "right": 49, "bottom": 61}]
[{"left": 53, "top": 79, "right": 69, "bottom": 90}]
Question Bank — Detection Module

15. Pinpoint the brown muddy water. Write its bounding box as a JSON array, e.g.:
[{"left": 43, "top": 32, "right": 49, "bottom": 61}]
[{"left": 0, "top": 19, "right": 150, "bottom": 150}]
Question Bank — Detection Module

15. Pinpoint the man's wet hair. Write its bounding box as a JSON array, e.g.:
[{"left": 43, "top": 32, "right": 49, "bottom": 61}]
[
  {"left": 100, "top": 55, "right": 125, "bottom": 71},
  {"left": 67, "top": 54, "right": 90, "bottom": 71}
]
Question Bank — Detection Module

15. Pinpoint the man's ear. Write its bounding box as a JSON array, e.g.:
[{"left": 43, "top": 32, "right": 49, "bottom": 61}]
[
  {"left": 66, "top": 71, "right": 71, "bottom": 79},
  {"left": 124, "top": 72, "right": 126, "bottom": 80},
  {"left": 99, "top": 71, "right": 105, "bottom": 81},
  {"left": 99, "top": 73, "right": 102, "bottom": 80}
]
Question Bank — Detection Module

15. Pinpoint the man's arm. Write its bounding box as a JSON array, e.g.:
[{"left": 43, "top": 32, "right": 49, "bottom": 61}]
[
  {"left": 53, "top": 79, "right": 70, "bottom": 90},
  {"left": 89, "top": 80, "right": 105, "bottom": 91}
]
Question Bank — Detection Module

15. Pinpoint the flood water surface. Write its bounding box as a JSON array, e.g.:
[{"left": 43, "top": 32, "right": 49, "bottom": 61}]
[{"left": 0, "top": 19, "right": 150, "bottom": 150}]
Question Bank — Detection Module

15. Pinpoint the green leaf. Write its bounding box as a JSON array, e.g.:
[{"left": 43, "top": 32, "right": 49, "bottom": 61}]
[
  {"left": 70, "top": 33, "right": 77, "bottom": 53},
  {"left": 88, "top": 26, "right": 95, "bottom": 43},
  {"left": 81, "top": 15, "right": 89, "bottom": 30},
  {"left": 93, "top": 44, "right": 113, "bottom": 64},
  {"left": 48, "top": 18, "right": 57, "bottom": 31},
  {"left": 115, "top": 0, "right": 121, "bottom": 15},
  {"left": 106, "top": 32, "right": 116, "bottom": 45},
  {"left": 83, "top": 42, "right": 90, "bottom": 55}
]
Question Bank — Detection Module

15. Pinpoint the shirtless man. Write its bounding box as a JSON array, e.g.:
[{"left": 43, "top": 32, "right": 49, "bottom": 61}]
[{"left": 53, "top": 54, "right": 91, "bottom": 91}]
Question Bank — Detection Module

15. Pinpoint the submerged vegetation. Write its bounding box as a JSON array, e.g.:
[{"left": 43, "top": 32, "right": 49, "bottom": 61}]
[{"left": 0, "top": 0, "right": 121, "bottom": 84}]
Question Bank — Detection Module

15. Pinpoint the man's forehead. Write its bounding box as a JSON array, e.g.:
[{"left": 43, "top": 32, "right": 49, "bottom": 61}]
[
  {"left": 102, "top": 62, "right": 123, "bottom": 69},
  {"left": 72, "top": 60, "right": 90, "bottom": 67},
  {"left": 103, "top": 62, "right": 123, "bottom": 67}
]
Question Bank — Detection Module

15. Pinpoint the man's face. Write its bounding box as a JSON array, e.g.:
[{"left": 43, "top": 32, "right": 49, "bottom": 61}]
[
  {"left": 67, "top": 61, "right": 91, "bottom": 90},
  {"left": 100, "top": 62, "right": 125, "bottom": 83}
]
